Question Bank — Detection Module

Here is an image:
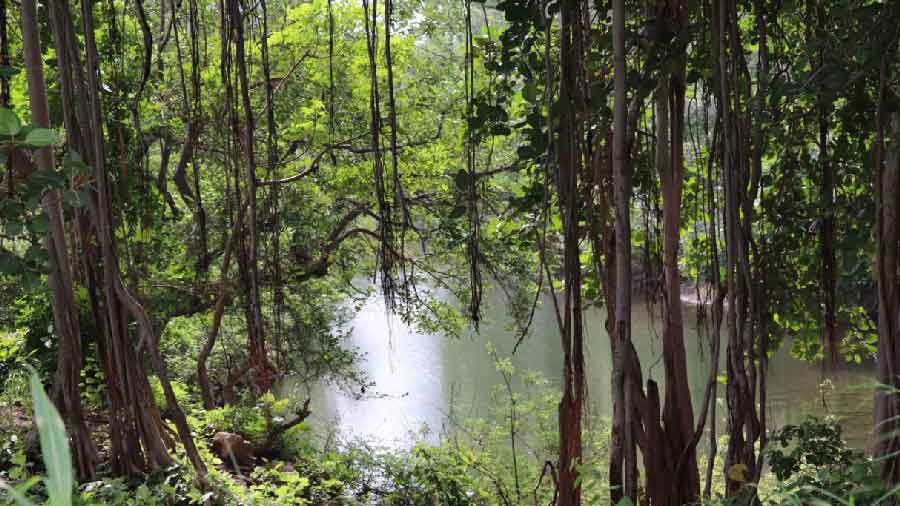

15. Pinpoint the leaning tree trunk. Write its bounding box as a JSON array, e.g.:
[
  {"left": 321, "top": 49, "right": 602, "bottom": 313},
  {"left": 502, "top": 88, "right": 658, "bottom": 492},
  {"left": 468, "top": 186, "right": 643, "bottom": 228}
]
[{"left": 21, "top": 0, "right": 98, "bottom": 479}]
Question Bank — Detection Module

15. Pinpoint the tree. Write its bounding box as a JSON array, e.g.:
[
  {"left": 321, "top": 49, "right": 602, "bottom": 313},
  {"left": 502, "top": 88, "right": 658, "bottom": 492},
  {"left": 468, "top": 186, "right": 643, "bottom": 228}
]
[
  {"left": 21, "top": 0, "right": 97, "bottom": 479},
  {"left": 555, "top": 1, "right": 587, "bottom": 504},
  {"left": 45, "top": 0, "right": 206, "bottom": 479},
  {"left": 874, "top": 39, "right": 900, "bottom": 487}
]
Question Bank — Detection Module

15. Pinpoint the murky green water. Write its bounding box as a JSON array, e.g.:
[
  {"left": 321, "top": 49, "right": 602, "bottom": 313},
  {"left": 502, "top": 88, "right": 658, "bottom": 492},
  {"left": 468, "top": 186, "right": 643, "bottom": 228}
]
[{"left": 287, "top": 287, "right": 874, "bottom": 450}]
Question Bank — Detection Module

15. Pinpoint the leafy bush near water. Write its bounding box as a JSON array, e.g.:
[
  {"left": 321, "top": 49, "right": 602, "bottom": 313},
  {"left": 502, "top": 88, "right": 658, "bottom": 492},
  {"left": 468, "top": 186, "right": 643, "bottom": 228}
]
[{"left": 5, "top": 370, "right": 898, "bottom": 506}]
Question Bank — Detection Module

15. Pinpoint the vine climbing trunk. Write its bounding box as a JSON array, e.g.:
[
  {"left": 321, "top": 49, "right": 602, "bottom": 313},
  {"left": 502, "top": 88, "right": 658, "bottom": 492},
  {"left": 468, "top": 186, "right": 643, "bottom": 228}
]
[{"left": 716, "top": 0, "right": 762, "bottom": 497}]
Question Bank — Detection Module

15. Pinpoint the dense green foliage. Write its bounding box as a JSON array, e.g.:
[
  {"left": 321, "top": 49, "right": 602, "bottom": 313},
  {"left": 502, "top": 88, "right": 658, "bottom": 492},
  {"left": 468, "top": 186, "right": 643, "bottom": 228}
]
[{"left": 3, "top": 0, "right": 900, "bottom": 503}]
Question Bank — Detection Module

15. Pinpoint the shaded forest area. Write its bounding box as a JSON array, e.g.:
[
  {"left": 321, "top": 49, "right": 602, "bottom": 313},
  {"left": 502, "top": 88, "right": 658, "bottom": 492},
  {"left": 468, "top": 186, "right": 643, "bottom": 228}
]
[{"left": 2, "top": 0, "right": 900, "bottom": 504}]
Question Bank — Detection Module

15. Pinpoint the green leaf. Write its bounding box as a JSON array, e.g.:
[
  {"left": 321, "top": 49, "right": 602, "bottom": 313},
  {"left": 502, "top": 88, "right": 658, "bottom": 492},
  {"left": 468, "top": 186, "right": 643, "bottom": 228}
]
[
  {"left": 62, "top": 153, "right": 90, "bottom": 177},
  {"left": 24, "top": 129, "right": 57, "bottom": 148},
  {"left": 29, "top": 368, "right": 73, "bottom": 506},
  {"left": 4, "top": 219, "right": 23, "bottom": 237},
  {"left": 30, "top": 215, "right": 50, "bottom": 236},
  {"left": 453, "top": 169, "right": 470, "bottom": 191},
  {"left": 449, "top": 205, "right": 467, "bottom": 219},
  {"left": 0, "top": 65, "right": 20, "bottom": 79},
  {"left": 0, "top": 107, "right": 22, "bottom": 136},
  {"left": 0, "top": 476, "right": 40, "bottom": 506},
  {"left": 0, "top": 252, "right": 24, "bottom": 275},
  {"left": 62, "top": 190, "right": 86, "bottom": 209}
]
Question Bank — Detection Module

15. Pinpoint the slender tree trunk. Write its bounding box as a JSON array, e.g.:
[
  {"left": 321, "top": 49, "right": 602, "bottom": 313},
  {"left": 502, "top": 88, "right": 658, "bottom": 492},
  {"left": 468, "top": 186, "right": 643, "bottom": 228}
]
[
  {"left": 556, "top": 2, "right": 586, "bottom": 504},
  {"left": 717, "top": 0, "right": 762, "bottom": 497},
  {"left": 198, "top": 202, "right": 247, "bottom": 408},
  {"left": 259, "top": 0, "right": 284, "bottom": 364},
  {"left": 816, "top": 0, "right": 838, "bottom": 365},
  {"left": 363, "top": 0, "right": 397, "bottom": 310},
  {"left": 0, "top": 0, "right": 9, "bottom": 107},
  {"left": 188, "top": 0, "right": 209, "bottom": 274},
  {"left": 21, "top": 0, "right": 98, "bottom": 479},
  {"left": 230, "top": 0, "right": 275, "bottom": 393},
  {"left": 612, "top": 0, "right": 639, "bottom": 500}
]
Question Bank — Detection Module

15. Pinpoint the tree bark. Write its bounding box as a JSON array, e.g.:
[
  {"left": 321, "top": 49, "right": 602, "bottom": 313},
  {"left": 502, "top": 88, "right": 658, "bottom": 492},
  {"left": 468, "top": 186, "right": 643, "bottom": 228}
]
[
  {"left": 649, "top": 2, "right": 700, "bottom": 502},
  {"left": 21, "top": 0, "right": 98, "bottom": 479},
  {"left": 229, "top": 0, "right": 276, "bottom": 393},
  {"left": 816, "top": 0, "right": 838, "bottom": 366},
  {"left": 874, "top": 51, "right": 900, "bottom": 485},
  {"left": 717, "top": 0, "right": 762, "bottom": 496},
  {"left": 198, "top": 202, "right": 248, "bottom": 408},
  {"left": 47, "top": 0, "right": 207, "bottom": 481},
  {"left": 611, "top": 0, "right": 639, "bottom": 500},
  {"left": 556, "top": 1, "right": 587, "bottom": 504}
]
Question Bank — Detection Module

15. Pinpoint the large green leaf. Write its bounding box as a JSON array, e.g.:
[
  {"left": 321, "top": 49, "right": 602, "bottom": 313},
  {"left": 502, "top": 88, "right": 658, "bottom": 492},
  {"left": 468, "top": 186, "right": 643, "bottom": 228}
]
[
  {"left": 24, "top": 129, "right": 57, "bottom": 148},
  {"left": 29, "top": 369, "right": 73, "bottom": 506},
  {"left": 0, "top": 108, "right": 21, "bottom": 136}
]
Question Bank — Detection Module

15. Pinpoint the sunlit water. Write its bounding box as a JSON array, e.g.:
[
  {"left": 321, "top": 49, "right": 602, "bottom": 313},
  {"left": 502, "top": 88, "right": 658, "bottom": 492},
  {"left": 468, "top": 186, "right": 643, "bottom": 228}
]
[{"left": 281, "top": 288, "right": 875, "bottom": 451}]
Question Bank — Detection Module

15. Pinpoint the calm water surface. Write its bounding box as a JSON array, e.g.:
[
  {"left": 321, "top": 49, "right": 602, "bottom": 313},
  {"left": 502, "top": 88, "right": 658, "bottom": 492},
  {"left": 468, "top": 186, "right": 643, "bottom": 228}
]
[{"left": 283, "top": 288, "right": 875, "bottom": 450}]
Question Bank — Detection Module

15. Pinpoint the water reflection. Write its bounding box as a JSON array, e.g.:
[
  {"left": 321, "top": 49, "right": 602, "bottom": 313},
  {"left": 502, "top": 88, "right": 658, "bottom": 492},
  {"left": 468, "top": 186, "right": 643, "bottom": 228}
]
[{"left": 290, "top": 288, "right": 874, "bottom": 450}]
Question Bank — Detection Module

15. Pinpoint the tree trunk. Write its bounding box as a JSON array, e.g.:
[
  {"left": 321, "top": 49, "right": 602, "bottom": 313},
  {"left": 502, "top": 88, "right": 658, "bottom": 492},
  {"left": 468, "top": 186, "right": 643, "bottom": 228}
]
[
  {"left": 21, "top": 0, "right": 98, "bottom": 479},
  {"left": 47, "top": 0, "right": 206, "bottom": 481},
  {"left": 611, "top": 0, "right": 639, "bottom": 500},
  {"left": 198, "top": 202, "right": 247, "bottom": 408},
  {"left": 650, "top": 2, "right": 700, "bottom": 501},
  {"left": 229, "top": 0, "right": 275, "bottom": 394},
  {"left": 874, "top": 50, "right": 900, "bottom": 484},
  {"left": 556, "top": 2, "right": 587, "bottom": 505},
  {"left": 717, "top": 0, "right": 762, "bottom": 497},
  {"left": 816, "top": 0, "right": 838, "bottom": 366}
]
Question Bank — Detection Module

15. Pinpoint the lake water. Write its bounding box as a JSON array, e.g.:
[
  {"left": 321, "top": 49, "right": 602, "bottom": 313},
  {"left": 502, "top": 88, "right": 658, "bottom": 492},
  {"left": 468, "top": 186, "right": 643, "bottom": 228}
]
[{"left": 287, "top": 287, "right": 875, "bottom": 451}]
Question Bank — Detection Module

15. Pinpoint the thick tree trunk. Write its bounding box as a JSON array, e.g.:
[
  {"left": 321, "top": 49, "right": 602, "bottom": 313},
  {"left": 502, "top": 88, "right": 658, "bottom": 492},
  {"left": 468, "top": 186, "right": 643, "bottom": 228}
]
[
  {"left": 650, "top": 2, "right": 700, "bottom": 500},
  {"left": 21, "top": 0, "right": 98, "bottom": 479},
  {"left": 874, "top": 46, "right": 900, "bottom": 482},
  {"left": 47, "top": 0, "right": 207, "bottom": 481}
]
